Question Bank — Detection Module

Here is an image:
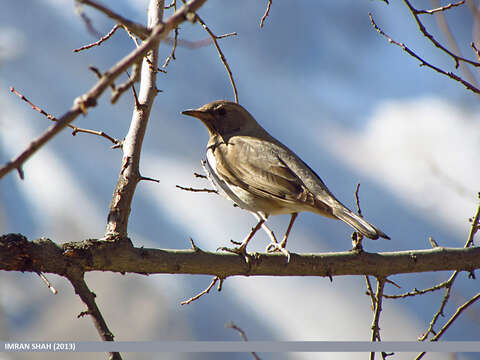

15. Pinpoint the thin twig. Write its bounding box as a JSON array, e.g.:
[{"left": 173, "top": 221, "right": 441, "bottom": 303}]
[
  {"left": 370, "top": 277, "right": 386, "bottom": 360},
  {"left": 226, "top": 322, "right": 261, "bottom": 360},
  {"left": 181, "top": 276, "right": 221, "bottom": 305},
  {"left": 365, "top": 275, "right": 376, "bottom": 310},
  {"left": 403, "top": 0, "right": 480, "bottom": 68},
  {"left": 10, "top": 87, "right": 121, "bottom": 146},
  {"left": 384, "top": 280, "right": 448, "bottom": 299},
  {"left": 176, "top": 184, "right": 218, "bottom": 193},
  {"left": 163, "top": 0, "right": 178, "bottom": 68},
  {"left": 75, "top": 2, "right": 102, "bottom": 38},
  {"left": 76, "top": 0, "right": 150, "bottom": 39},
  {"left": 429, "top": 0, "right": 478, "bottom": 88},
  {"left": 111, "top": 61, "right": 142, "bottom": 104},
  {"left": 180, "top": 1, "right": 238, "bottom": 102},
  {"left": 471, "top": 42, "right": 480, "bottom": 61},
  {"left": 194, "top": 172, "right": 207, "bottom": 179},
  {"left": 416, "top": 0, "right": 465, "bottom": 14},
  {"left": 416, "top": 293, "right": 480, "bottom": 360},
  {"left": 259, "top": 0, "right": 272, "bottom": 28},
  {"left": 73, "top": 24, "right": 121, "bottom": 52},
  {"left": 354, "top": 183, "right": 363, "bottom": 217},
  {"left": 466, "top": 192, "right": 480, "bottom": 247},
  {"left": 369, "top": 13, "right": 480, "bottom": 95},
  {"left": 68, "top": 271, "right": 121, "bottom": 360},
  {"left": 36, "top": 272, "right": 58, "bottom": 295}
]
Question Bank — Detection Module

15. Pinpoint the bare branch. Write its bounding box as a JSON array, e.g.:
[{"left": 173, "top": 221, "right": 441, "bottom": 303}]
[
  {"left": 226, "top": 322, "right": 261, "bottom": 360},
  {"left": 369, "top": 13, "right": 480, "bottom": 95},
  {"left": 466, "top": 192, "right": 480, "bottom": 247},
  {"left": 10, "top": 87, "right": 121, "bottom": 146},
  {"left": 416, "top": 292, "right": 480, "bottom": 359},
  {"left": 402, "top": 0, "right": 480, "bottom": 69},
  {"left": 181, "top": 276, "right": 222, "bottom": 305},
  {"left": 36, "top": 272, "right": 58, "bottom": 295},
  {"left": 76, "top": 0, "right": 150, "bottom": 39},
  {"left": 181, "top": 2, "right": 239, "bottom": 103},
  {"left": 0, "top": 0, "right": 209, "bottom": 181},
  {"left": 3, "top": 234, "right": 480, "bottom": 277},
  {"left": 416, "top": 0, "right": 465, "bottom": 14},
  {"left": 73, "top": 24, "right": 121, "bottom": 52},
  {"left": 429, "top": 0, "right": 478, "bottom": 88},
  {"left": 68, "top": 271, "right": 121, "bottom": 360},
  {"left": 176, "top": 185, "right": 218, "bottom": 193},
  {"left": 259, "top": 0, "right": 272, "bottom": 28}
]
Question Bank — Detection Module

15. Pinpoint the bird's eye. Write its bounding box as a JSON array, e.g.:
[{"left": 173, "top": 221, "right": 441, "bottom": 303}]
[{"left": 217, "top": 107, "right": 226, "bottom": 116}]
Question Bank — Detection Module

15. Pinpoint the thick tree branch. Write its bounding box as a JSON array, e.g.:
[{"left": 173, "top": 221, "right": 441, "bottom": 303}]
[
  {"left": 2, "top": 234, "right": 479, "bottom": 278},
  {"left": 104, "top": 0, "right": 164, "bottom": 239}
]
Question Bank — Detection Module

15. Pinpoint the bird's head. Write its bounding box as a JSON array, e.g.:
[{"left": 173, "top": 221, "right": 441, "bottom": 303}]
[{"left": 182, "top": 100, "right": 264, "bottom": 139}]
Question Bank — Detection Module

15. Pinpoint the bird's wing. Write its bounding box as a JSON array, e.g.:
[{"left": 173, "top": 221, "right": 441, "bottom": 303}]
[{"left": 213, "top": 136, "right": 320, "bottom": 208}]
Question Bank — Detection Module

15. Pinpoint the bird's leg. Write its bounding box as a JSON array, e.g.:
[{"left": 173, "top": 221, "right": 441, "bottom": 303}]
[
  {"left": 219, "top": 216, "right": 265, "bottom": 257},
  {"left": 280, "top": 212, "right": 298, "bottom": 248},
  {"left": 266, "top": 213, "right": 298, "bottom": 262}
]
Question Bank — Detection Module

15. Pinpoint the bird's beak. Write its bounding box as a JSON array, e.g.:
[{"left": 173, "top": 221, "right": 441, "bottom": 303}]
[{"left": 181, "top": 109, "right": 206, "bottom": 118}]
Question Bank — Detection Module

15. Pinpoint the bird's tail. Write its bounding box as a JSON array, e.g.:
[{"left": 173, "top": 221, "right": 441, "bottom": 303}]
[{"left": 332, "top": 207, "right": 390, "bottom": 240}]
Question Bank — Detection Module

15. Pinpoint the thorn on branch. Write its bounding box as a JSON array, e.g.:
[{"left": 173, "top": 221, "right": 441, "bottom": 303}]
[
  {"left": 189, "top": 237, "right": 201, "bottom": 252},
  {"left": 36, "top": 271, "right": 58, "bottom": 295},
  {"left": 139, "top": 175, "right": 160, "bottom": 183},
  {"left": 429, "top": 236, "right": 439, "bottom": 248},
  {"left": 16, "top": 167, "right": 24, "bottom": 180},
  {"left": 194, "top": 172, "right": 207, "bottom": 179}
]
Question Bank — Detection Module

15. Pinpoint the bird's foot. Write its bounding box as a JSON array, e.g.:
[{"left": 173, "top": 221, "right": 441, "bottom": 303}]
[
  {"left": 218, "top": 240, "right": 250, "bottom": 261},
  {"left": 351, "top": 232, "right": 364, "bottom": 253},
  {"left": 266, "top": 242, "right": 291, "bottom": 263}
]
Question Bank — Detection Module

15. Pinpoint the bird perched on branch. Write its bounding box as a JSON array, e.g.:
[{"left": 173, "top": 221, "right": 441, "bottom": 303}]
[{"left": 182, "top": 100, "right": 389, "bottom": 259}]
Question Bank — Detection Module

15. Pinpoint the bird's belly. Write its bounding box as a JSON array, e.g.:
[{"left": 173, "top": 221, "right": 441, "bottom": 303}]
[{"left": 205, "top": 149, "right": 295, "bottom": 215}]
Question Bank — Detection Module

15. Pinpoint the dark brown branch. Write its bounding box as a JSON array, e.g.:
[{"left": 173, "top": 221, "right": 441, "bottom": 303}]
[
  {"left": 0, "top": 0, "right": 208, "bottom": 181},
  {"left": 370, "top": 277, "right": 385, "bottom": 360},
  {"left": 369, "top": 13, "right": 480, "bottom": 95},
  {"left": 416, "top": 292, "right": 480, "bottom": 360},
  {"left": 2, "top": 234, "right": 480, "bottom": 278},
  {"left": 184, "top": 4, "right": 239, "bottom": 103},
  {"left": 10, "top": 87, "right": 121, "bottom": 146},
  {"left": 76, "top": 0, "right": 150, "bottom": 39},
  {"left": 176, "top": 185, "right": 218, "bottom": 193},
  {"left": 68, "top": 271, "right": 121, "bottom": 360},
  {"left": 403, "top": 0, "right": 480, "bottom": 68},
  {"left": 73, "top": 24, "right": 121, "bottom": 52}
]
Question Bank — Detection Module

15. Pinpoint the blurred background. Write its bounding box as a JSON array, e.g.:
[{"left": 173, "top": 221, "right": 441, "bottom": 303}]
[{"left": 1, "top": 0, "right": 479, "bottom": 359}]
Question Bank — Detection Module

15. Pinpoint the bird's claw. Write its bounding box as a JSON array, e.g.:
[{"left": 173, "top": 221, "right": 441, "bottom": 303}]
[
  {"left": 218, "top": 243, "right": 250, "bottom": 262},
  {"left": 266, "top": 242, "right": 291, "bottom": 263}
]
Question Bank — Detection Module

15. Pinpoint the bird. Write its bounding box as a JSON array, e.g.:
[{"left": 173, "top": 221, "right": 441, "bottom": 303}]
[{"left": 182, "top": 100, "right": 389, "bottom": 259}]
